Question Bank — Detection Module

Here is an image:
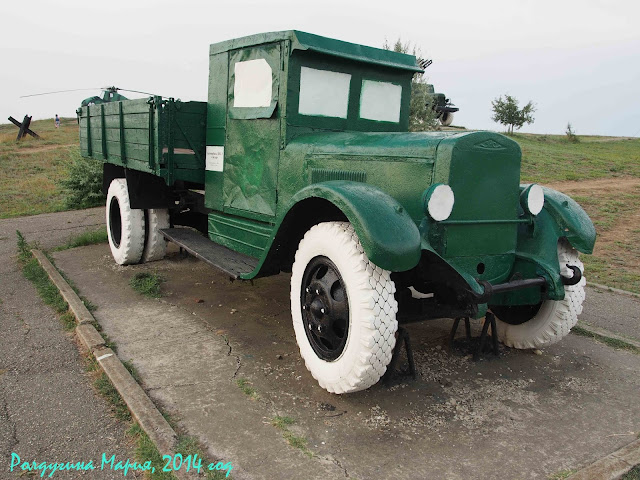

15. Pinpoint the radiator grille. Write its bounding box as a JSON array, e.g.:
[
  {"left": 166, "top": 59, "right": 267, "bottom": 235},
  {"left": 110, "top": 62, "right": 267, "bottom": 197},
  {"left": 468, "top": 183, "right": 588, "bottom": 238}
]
[{"left": 311, "top": 168, "right": 366, "bottom": 184}]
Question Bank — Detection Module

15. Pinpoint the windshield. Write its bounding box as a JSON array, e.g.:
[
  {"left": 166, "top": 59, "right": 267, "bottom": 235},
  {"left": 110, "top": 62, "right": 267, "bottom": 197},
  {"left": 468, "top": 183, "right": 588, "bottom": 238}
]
[
  {"left": 287, "top": 53, "right": 412, "bottom": 136},
  {"left": 297, "top": 66, "right": 402, "bottom": 124},
  {"left": 299, "top": 67, "right": 351, "bottom": 118},
  {"left": 359, "top": 80, "right": 402, "bottom": 123}
]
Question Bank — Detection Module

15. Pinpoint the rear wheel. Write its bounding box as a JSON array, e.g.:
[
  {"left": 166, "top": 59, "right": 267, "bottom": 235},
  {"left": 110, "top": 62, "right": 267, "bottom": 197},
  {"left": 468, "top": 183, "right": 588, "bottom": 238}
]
[
  {"left": 106, "top": 178, "right": 145, "bottom": 265},
  {"left": 492, "top": 240, "right": 586, "bottom": 349},
  {"left": 290, "top": 222, "right": 398, "bottom": 394},
  {"left": 142, "top": 208, "right": 170, "bottom": 262}
]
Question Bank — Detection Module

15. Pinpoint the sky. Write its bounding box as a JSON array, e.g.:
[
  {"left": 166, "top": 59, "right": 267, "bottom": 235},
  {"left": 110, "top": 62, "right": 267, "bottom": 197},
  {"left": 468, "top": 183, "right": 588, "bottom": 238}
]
[{"left": 1, "top": 0, "right": 639, "bottom": 137}]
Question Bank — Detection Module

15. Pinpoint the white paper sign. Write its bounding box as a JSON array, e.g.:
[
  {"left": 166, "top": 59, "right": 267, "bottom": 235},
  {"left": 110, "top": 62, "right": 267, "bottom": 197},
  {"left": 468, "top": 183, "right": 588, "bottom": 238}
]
[{"left": 206, "top": 146, "right": 224, "bottom": 172}]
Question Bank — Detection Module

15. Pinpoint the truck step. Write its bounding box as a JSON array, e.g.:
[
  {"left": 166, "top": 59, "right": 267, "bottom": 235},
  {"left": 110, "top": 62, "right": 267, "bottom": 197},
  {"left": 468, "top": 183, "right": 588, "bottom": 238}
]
[{"left": 160, "top": 228, "right": 258, "bottom": 279}]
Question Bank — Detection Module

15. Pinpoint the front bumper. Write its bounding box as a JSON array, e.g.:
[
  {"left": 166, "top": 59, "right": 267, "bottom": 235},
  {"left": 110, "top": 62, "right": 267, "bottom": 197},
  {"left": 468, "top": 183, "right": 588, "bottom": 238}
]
[{"left": 473, "top": 265, "right": 582, "bottom": 304}]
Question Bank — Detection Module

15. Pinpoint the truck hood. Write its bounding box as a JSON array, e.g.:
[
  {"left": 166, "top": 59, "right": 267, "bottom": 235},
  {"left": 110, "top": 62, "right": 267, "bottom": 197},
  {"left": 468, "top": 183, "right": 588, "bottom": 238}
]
[{"left": 287, "top": 130, "right": 472, "bottom": 160}]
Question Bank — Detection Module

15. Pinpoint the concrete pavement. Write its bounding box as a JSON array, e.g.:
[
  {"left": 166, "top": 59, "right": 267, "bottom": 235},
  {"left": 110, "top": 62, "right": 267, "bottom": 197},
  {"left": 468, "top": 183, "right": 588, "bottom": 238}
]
[
  {"left": 2, "top": 207, "right": 638, "bottom": 479},
  {"left": 53, "top": 236, "right": 640, "bottom": 480},
  {"left": 0, "top": 208, "right": 134, "bottom": 479}
]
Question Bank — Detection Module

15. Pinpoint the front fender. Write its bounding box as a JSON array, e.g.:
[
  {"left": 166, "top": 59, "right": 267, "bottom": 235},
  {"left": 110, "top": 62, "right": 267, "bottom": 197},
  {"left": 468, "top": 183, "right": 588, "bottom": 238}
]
[
  {"left": 541, "top": 186, "right": 596, "bottom": 254},
  {"left": 290, "top": 181, "right": 421, "bottom": 272}
]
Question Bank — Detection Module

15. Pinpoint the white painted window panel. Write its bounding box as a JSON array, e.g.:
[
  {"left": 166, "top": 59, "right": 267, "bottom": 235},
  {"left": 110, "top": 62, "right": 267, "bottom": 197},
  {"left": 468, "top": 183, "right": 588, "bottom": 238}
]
[
  {"left": 359, "top": 80, "right": 402, "bottom": 123},
  {"left": 299, "top": 67, "right": 351, "bottom": 118},
  {"left": 233, "top": 59, "right": 272, "bottom": 108}
]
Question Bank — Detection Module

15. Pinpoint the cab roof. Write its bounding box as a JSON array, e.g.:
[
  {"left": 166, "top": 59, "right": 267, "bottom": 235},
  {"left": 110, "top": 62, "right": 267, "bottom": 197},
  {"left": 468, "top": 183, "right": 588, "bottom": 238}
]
[{"left": 209, "top": 30, "right": 423, "bottom": 73}]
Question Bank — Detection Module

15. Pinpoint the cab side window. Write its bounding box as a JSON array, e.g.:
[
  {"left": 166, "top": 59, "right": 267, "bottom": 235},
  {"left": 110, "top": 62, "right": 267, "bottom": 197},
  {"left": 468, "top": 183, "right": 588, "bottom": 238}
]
[{"left": 228, "top": 43, "right": 280, "bottom": 119}]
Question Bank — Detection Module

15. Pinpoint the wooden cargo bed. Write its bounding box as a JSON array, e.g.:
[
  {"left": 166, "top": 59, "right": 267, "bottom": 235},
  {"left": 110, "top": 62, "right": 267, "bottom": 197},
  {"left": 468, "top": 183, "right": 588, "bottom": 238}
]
[{"left": 77, "top": 97, "right": 207, "bottom": 185}]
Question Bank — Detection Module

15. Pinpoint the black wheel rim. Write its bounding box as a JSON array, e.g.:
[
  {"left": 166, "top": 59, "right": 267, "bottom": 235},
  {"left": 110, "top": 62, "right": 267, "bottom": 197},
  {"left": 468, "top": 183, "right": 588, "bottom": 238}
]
[
  {"left": 300, "top": 256, "right": 349, "bottom": 361},
  {"left": 490, "top": 303, "right": 542, "bottom": 325},
  {"left": 109, "top": 197, "right": 122, "bottom": 248}
]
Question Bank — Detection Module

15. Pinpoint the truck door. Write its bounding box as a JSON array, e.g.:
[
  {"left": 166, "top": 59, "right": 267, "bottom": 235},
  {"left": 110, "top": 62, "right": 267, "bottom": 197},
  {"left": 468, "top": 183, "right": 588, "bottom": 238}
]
[{"left": 223, "top": 43, "right": 281, "bottom": 220}]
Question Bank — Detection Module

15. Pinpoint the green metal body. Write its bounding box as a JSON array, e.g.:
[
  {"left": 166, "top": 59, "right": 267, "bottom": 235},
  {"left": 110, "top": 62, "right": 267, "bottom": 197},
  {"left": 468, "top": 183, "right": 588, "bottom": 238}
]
[{"left": 80, "top": 30, "right": 596, "bottom": 318}]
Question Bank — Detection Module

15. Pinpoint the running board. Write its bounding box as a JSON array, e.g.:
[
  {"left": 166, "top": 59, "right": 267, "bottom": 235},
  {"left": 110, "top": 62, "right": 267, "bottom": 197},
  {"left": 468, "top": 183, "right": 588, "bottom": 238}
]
[{"left": 160, "top": 228, "right": 258, "bottom": 279}]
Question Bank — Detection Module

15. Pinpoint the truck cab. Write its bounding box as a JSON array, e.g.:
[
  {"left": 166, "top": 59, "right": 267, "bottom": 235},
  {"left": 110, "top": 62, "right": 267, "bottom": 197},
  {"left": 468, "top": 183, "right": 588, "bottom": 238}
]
[{"left": 203, "top": 31, "right": 420, "bottom": 258}]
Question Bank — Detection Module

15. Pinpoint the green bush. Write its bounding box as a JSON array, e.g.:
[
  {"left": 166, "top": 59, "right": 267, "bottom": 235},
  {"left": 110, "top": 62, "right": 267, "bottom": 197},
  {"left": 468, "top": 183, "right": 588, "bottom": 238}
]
[{"left": 60, "top": 151, "right": 105, "bottom": 209}]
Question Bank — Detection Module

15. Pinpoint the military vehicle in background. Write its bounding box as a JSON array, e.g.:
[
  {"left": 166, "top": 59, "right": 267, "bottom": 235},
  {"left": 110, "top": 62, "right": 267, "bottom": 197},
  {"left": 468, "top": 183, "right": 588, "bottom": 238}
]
[{"left": 426, "top": 83, "right": 459, "bottom": 126}]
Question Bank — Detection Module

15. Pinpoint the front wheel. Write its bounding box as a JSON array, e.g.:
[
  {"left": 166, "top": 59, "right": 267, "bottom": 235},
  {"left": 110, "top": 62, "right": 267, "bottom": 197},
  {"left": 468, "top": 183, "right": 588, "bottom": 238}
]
[
  {"left": 492, "top": 240, "right": 586, "bottom": 349},
  {"left": 290, "top": 222, "right": 398, "bottom": 394}
]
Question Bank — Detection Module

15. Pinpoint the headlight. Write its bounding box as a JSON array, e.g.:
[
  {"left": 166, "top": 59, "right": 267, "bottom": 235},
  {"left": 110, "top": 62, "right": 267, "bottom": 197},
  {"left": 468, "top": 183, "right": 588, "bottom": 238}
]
[
  {"left": 423, "top": 184, "right": 455, "bottom": 221},
  {"left": 520, "top": 184, "right": 544, "bottom": 215}
]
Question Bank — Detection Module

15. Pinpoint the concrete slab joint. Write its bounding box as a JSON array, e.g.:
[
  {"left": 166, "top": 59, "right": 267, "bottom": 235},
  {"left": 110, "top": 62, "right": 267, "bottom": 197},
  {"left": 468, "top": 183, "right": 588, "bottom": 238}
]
[{"left": 76, "top": 323, "right": 106, "bottom": 352}]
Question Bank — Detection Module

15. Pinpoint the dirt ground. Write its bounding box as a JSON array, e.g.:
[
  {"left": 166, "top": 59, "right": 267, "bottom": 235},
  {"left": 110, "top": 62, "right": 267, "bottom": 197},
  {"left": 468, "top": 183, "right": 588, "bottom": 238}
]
[
  {"left": 11, "top": 144, "right": 76, "bottom": 154},
  {"left": 54, "top": 243, "right": 640, "bottom": 480},
  {"left": 546, "top": 177, "right": 640, "bottom": 283}
]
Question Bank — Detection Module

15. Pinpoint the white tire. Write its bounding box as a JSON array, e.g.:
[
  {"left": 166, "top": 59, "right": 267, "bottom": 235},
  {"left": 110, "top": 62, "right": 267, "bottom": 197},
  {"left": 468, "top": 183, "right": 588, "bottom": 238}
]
[
  {"left": 290, "top": 222, "right": 398, "bottom": 394},
  {"left": 142, "top": 208, "right": 170, "bottom": 262},
  {"left": 493, "top": 240, "right": 586, "bottom": 349},
  {"left": 106, "top": 178, "right": 145, "bottom": 265},
  {"left": 440, "top": 111, "right": 454, "bottom": 126}
]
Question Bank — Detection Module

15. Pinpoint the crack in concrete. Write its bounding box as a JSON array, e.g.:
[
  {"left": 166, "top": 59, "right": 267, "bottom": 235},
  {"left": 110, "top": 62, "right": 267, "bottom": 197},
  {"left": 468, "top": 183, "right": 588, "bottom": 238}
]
[
  {"left": 221, "top": 334, "right": 242, "bottom": 378},
  {"left": 324, "top": 455, "right": 350, "bottom": 478},
  {"left": 232, "top": 355, "right": 241, "bottom": 378}
]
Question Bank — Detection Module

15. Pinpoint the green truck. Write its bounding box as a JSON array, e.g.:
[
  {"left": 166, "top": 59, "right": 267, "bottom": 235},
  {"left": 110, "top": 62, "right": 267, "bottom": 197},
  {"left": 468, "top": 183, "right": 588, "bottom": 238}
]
[{"left": 77, "top": 30, "right": 595, "bottom": 394}]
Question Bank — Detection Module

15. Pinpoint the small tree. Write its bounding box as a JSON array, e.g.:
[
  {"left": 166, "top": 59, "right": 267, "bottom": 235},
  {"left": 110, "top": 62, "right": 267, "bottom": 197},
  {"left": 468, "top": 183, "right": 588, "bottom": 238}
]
[
  {"left": 491, "top": 95, "right": 535, "bottom": 135},
  {"left": 565, "top": 122, "right": 579, "bottom": 143},
  {"left": 60, "top": 150, "right": 105, "bottom": 209},
  {"left": 383, "top": 39, "right": 439, "bottom": 131}
]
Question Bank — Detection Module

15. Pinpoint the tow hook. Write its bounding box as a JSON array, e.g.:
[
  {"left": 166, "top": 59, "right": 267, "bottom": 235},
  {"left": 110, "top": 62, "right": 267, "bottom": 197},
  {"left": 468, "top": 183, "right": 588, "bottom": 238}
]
[{"left": 561, "top": 265, "right": 582, "bottom": 286}]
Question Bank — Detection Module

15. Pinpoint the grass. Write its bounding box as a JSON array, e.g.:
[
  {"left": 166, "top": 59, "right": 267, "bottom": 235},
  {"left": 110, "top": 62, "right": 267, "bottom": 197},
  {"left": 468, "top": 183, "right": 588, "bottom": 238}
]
[
  {"left": 54, "top": 227, "right": 108, "bottom": 251},
  {"left": 0, "top": 119, "right": 82, "bottom": 219},
  {"left": 572, "top": 326, "right": 640, "bottom": 354},
  {"left": 130, "top": 272, "right": 163, "bottom": 298},
  {"left": 94, "top": 371, "right": 132, "bottom": 421},
  {"left": 270, "top": 416, "right": 312, "bottom": 457},
  {"left": 582, "top": 255, "right": 640, "bottom": 295},
  {"left": 127, "top": 423, "right": 177, "bottom": 480},
  {"left": 515, "top": 133, "right": 640, "bottom": 183},
  {"left": 548, "top": 469, "right": 577, "bottom": 480},
  {"left": 236, "top": 378, "right": 259, "bottom": 399},
  {"left": 174, "top": 436, "right": 234, "bottom": 479},
  {"left": 622, "top": 465, "right": 640, "bottom": 480},
  {"left": 571, "top": 191, "right": 640, "bottom": 233},
  {"left": 566, "top": 187, "right": 640, "bottom": 294},
  {"left": 17, "top": 231, "right": 74, "bottom": 330}
]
